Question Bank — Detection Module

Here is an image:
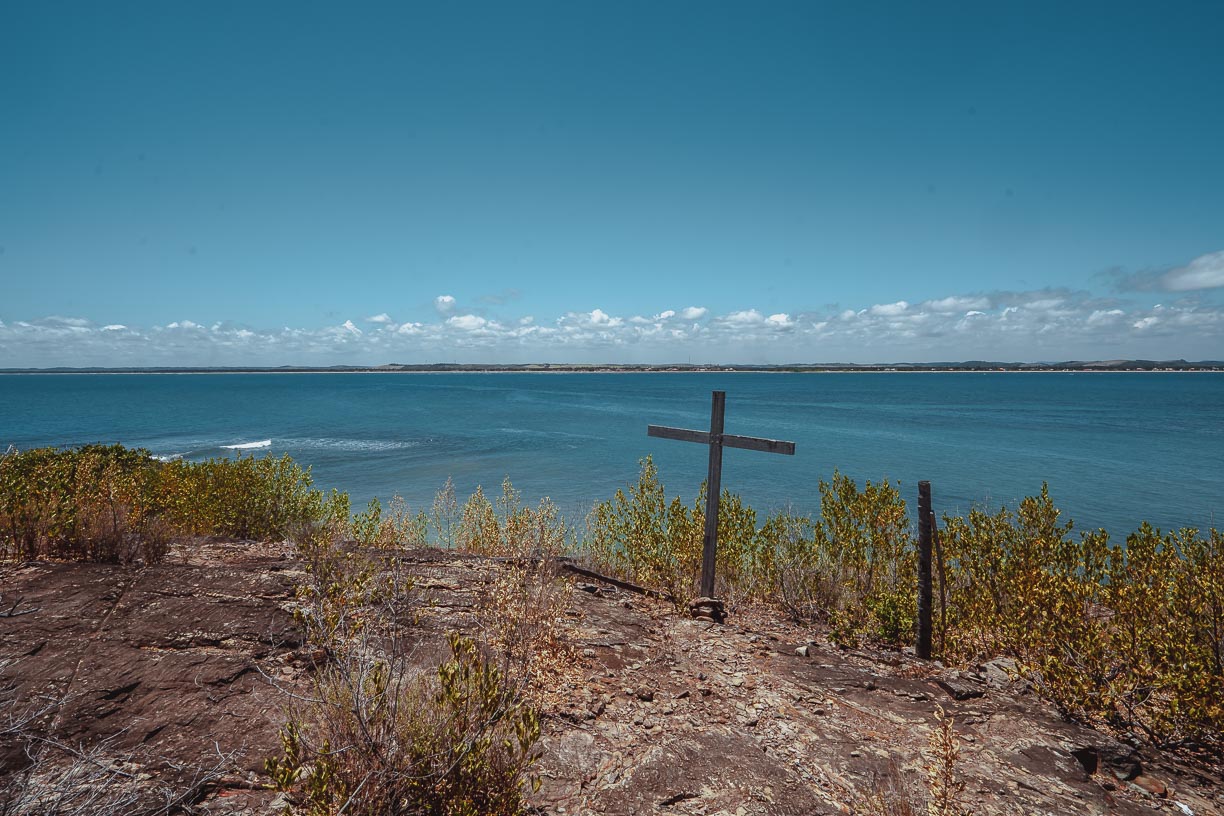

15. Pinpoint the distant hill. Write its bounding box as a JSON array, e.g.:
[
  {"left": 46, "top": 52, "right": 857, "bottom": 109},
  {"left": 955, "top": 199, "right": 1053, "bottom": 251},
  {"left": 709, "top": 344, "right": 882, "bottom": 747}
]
[{"left": 3, "top": 359, "right": 1223, "bottom": 374}]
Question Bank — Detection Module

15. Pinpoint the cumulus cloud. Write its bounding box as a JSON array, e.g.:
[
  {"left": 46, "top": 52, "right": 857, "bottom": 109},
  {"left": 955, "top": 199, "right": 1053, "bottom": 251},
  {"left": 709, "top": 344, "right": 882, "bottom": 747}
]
[
  {"left": 366, "top": 313, "right": 393, "bottom": 324},
  {"left": 723, "top": 309, "right": 764, "bottom": 325},
  {"left": 925, "top": 295, "right": 992, "bottom": 313},
  {"left": 869, "top": 301, "right": 909, "bottom": 317},
  {"left": 1107, "top": 250, "right": 1224, "bottom": 293},
  {"left": 447, "top": 314, "right": 488, "bottom": 331},
  {"left": 1162, "top": 250, "right": 1224, "bottom": 291},
  {"left": 4, "top": 288, "right": 1223, "bottom": 367},
  {"left": 680, "top": 306, "right": 708, "bottom": 320},
  {"left": 42, "top": 315, "right": 92, "bottom": 328},
  {"left": 434, "top": 295, "right": 457, "bottom": 314}
]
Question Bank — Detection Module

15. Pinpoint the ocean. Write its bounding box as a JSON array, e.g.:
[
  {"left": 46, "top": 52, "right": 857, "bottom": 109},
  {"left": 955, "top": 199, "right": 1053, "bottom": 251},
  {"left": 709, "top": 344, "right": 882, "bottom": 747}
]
[{"left": 2, "top": 372, "right": 1221, "bottom": 537}]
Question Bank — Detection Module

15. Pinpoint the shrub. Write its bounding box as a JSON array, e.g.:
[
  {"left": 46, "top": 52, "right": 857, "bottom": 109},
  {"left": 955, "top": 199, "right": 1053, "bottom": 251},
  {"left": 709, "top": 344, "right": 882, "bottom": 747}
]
[
  {"left": 455, "top": 478, "right": 568, "bottom": 559},
  {"left": 156, "top": 453, "right": 332, "bottom": 541},
  {"left": 0, "top": 445, "right": 349, "bottom": 563},
  {"left": 0, "top": 445, "right": 166, "bottom": 563},
  {"left": 585, "top": 463, "right": 916, "bottom": 643},
  {"left": 272, "top": 530, "right": 541, "bottom": 816},
  {"left": 936, "top": 491, "right": 1223, "bottom": 750},
  {"left": 584, "top": 457, "right": 767, "bottom": 609},
  {"left": 267, "top": 633, "right": 541, "bottom": 816}
]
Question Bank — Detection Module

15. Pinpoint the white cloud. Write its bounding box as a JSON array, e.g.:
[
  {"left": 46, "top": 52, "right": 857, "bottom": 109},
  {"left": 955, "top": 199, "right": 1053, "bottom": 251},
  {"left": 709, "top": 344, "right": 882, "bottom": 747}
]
[
  {"left": 723, "top": 309, "right": 764, "bottom": 325},
  {"left": 765, "top": 313, "right": 794, "bottom": 328},
  {"left": 1087, "top": 309, "right": 1124, "bottom": 325},
  {"left": 447, "top": 314, "right": 488, "bottom": 331},
  {"left": 43, "top": 315, "right": 91, "bottom": 327},
  {"left": 4, "top": 286, "right": 1223, "bottom": 367},
  {"left": 926, "top": 295, "right": 992, "bottom": 313},
  {"left": 1163, "top": 250, "right": 1224, "bottom": 291},
  {"left": 680, "top": 306, "right": 708, "bottom": 320},
  {"left": 869, "top": 301, "right": 909, "bottom": 316},
  {"left": 434, "top": 295, "right": 457, "bottom": 314},
  {"left": 366, "top": 313, "right": 393, "bottom": 324}
]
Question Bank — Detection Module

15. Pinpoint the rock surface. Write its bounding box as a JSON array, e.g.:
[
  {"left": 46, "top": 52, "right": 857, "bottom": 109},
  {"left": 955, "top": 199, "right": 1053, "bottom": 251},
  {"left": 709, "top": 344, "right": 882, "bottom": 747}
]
[{"left": 2, "top": 543, "right": 1221, "bottom": 815}]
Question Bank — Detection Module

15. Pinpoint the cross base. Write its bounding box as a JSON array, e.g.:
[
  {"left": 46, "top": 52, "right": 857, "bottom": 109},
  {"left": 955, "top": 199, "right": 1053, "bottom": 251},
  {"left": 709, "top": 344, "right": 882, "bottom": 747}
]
[{"left": 688, "top": 596, "right": 726, "bottom": 624}]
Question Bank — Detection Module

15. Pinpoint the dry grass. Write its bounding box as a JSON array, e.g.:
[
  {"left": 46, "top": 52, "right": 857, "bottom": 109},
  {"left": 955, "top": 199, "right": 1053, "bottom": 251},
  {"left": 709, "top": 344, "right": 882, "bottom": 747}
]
[{"left": 850, "top": 705, "right": 967, "bottom": 816}]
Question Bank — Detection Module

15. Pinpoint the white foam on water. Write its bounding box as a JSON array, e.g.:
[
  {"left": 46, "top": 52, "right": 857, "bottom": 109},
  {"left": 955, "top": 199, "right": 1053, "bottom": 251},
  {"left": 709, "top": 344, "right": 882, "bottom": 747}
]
[
  {"left": 153, "top": 453, "right": 184, "bottom": 462},
  {"left": 221, "top": 439, "right": 272, "bottom": 450},
  {"left": 283, "top": 437, "right": 424, "bottom": 453}
]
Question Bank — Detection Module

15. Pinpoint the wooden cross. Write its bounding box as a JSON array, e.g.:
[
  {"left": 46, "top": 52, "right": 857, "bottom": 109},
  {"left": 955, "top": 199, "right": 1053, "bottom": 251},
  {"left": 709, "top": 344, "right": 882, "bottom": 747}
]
[{"left": 647, "top": 391, "right": 796, "bottom": 608}]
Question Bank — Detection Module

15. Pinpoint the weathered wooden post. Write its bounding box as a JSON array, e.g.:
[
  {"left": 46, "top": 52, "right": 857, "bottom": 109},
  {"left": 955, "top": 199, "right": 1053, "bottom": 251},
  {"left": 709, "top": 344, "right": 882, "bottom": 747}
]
[
  {"left": 647, "top": 390, "right": 795, "bottom": 622},
  {"left": 699, "top": 391, "right": 726, "bottom": 600},
  {"left": 916, "top": 480, "right": 933, "bottom": 659}
]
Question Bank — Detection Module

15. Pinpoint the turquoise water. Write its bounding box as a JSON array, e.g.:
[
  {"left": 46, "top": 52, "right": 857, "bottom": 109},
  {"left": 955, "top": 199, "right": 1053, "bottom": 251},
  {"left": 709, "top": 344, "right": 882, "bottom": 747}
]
[{"left": 2, "top": 372, "right": 1221, "bottom": 537}]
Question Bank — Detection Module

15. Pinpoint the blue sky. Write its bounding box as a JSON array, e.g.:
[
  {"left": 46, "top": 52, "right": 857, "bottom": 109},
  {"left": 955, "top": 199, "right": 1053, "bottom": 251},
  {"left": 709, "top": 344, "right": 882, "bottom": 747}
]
[{"left": 2, "top": 1, "right": 1222, "bottom": 365}]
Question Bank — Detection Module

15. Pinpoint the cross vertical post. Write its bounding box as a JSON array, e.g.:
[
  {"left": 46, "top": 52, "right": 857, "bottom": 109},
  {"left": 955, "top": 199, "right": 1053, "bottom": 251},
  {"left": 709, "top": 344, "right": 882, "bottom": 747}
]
[
  {"left": 647, "top": 390, "right": 795, "bottom": 620},
  {"left": 916, "top": 480, "right": 933, "bottom": 659},
  {"left": 700, "top": 391, "right": 726, "bottom": 598}
]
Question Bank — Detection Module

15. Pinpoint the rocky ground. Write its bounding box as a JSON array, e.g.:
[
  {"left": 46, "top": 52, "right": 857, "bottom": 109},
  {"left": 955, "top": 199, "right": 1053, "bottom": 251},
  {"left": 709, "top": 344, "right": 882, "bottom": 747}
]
[{"left": 1, "top": 542, "right": 1220, "bottom": 815}]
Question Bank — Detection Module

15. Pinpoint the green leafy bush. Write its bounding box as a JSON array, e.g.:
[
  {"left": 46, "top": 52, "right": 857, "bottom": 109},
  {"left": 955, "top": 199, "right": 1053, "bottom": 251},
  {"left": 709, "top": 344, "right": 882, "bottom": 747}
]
[
  {"left": 579, "top": 461, "right": 1223, "bottom": 748},
  {"left": 156, "top": 453, "right": 334, "bottom": 541},
  {"left": 0, "top": 445, "right": 166, "bottom": 562},
  {"left": 455, "top": 477, "right": 568, "bottom": 559},
  {"left": 0, "top": 445, "right": 348, "bottom": 562}
]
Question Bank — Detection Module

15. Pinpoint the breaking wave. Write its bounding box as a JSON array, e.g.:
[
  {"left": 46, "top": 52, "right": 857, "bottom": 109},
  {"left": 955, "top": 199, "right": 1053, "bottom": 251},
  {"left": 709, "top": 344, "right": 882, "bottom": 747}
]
[{"left": 221, "top": 439, "right": 272, "bottom": 450}]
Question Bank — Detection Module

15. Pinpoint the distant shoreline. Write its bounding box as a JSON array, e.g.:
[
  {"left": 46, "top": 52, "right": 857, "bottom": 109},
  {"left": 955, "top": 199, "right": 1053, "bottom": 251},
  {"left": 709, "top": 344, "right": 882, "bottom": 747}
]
[{"left": 3, "top": 361, "right": 1223, "bottom": 375}]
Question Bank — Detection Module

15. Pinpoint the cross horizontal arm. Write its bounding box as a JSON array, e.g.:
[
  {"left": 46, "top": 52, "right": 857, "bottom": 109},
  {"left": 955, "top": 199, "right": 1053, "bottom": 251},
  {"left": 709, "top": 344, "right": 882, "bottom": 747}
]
[
  {"left": 647, "top": 425, "right": 795, "bottom": 455},
  {"left": 647, "top": 425, "right": 709, "bottom": 444},
  {"left": 722, "top": 434, "right": 796, "bottom": 455}
]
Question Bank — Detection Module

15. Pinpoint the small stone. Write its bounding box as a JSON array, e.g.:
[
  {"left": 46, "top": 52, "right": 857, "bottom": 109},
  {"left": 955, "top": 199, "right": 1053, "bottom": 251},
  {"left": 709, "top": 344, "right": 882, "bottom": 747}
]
[
  {"left": 849, "top": 750, "right": 862, "bottom": 758},
  {"left": 935, "top": 675, "right": 985, "bottom": 701},
  {"left": 635, "top": 687, "right": 655, "bottom": 702},
  {"left": 795, "top": 645, "right": 810, "bottom": 657},
  {"left": 1131, "top": 776, "right": 1168, "bottom": 798}
]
